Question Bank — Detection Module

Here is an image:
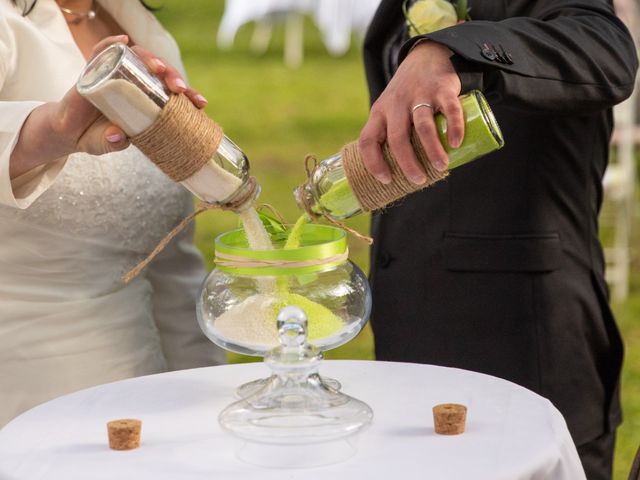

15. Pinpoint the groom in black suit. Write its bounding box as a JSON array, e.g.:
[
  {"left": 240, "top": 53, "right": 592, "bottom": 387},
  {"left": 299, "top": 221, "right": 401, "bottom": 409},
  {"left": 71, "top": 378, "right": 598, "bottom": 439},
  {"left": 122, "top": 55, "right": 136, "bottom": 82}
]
[{"left": 360, "top": 1, "right": 637, "bottom": 478}]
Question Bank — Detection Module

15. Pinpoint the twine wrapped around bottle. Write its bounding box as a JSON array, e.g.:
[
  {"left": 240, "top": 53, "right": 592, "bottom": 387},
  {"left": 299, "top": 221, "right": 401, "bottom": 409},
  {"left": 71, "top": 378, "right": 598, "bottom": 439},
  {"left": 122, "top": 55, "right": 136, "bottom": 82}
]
[
  {"left": 341, "top": 131, "right": 448, "bottom": 212},
  {"left": 130, "top": 93, "right": 224, "bottom": 182}
]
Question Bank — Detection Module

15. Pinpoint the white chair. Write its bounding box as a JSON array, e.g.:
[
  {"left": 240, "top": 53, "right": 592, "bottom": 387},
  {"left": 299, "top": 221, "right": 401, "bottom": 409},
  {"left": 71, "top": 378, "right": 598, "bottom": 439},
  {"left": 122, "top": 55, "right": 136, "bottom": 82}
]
[
  {"left": 603, "top": 0, "right": 639, "bottom": 302},
  {"left": 311, "top": 0, "right": 381, "bottom": 56},
  {"left": 604, "top": 95, "right": 637, "bottom": 302},
  {"left": 216, "top": 0, "right": 382, "bottom": 67},
  {"left": 217, "top": 0, "right": 315, "bottom": 68}
]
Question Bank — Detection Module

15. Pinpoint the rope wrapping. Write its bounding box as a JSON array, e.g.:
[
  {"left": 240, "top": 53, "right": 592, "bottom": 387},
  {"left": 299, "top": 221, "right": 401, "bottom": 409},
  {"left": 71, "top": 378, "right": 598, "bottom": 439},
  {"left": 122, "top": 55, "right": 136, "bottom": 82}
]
[
  {"left": 131, "top": 93, "right": 224, "bottom": 183},
  {"left": 341, "top": 131, "right": 448, "bottom": 212}
]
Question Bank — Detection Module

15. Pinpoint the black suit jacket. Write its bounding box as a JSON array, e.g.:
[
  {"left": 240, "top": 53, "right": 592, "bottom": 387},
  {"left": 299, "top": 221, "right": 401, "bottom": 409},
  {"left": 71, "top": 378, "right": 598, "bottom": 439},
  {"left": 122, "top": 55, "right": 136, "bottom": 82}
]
[{"left": 363, "top": 0, "right": 637, "bottom": 446}]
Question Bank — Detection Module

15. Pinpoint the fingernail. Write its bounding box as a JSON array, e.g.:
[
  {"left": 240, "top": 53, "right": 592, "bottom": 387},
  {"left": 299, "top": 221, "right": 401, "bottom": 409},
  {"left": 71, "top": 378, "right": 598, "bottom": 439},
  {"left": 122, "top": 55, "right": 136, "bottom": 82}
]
[
  {"left": 175, "top": 78, "right": 187, "bottom": 90},
  {"left": 434, "top": 159, "right": 448, "bottom": 172},
  {"left": 151, "top": 58, "right": 166, "bottom": 72},
  {"left": 410, "top": 174, "right": 427, "bottom": 185},
  {"left": 195, "top": 94, "right": 208, "bottom": 105},
  {"left": 106, "top": 133, "right": 124, "bottom": 143},
  {"left": 451, "top": 136, "right": 462, "bottom": 148},
  {"left": 375, "top": 172, "right": 392, "bottom": 184}
]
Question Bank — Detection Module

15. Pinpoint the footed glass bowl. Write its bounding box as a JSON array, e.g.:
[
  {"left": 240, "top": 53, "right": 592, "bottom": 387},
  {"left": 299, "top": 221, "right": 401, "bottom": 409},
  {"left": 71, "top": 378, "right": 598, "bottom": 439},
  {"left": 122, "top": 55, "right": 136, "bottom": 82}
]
[
  {"left": 197, "top": 224, "right": 374, "bottom": 465},
  {"left": 197, "top": 224, "right": 371, "bottom": 357}
]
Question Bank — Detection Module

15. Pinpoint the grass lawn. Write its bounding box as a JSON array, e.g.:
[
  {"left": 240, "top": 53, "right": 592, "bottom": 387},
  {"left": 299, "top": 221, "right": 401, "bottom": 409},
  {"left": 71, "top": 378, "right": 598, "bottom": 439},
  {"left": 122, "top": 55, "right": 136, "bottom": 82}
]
[{"left": 155, "top": 1, "right": 639, "bottom": 477}]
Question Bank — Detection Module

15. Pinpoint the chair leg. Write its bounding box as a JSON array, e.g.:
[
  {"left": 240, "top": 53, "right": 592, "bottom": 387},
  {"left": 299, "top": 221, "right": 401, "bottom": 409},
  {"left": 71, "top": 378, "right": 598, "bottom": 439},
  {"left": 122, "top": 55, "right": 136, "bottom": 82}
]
[
  {"left": 250, "top": 19, "right": 273, "bottom": 54},
  {"left": 284, "top": 12, "right": 304, "bottom": 68}
]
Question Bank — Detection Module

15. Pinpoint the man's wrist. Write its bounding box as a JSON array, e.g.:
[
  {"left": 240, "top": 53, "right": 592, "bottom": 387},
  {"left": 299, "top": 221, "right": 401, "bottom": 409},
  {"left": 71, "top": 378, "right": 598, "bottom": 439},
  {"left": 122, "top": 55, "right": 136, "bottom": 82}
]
[
  {"left": 407, "top": 39, "right": 452, "bottom": 59},
  {"left": 400, "top": 34, "right": 484, "bottom": 95}
]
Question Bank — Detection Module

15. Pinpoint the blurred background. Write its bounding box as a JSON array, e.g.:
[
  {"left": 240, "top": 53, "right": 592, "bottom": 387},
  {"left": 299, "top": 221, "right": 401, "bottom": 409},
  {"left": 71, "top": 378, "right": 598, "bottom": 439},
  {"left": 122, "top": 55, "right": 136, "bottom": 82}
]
[{"left": 153, "top": 1, "right": 640, "bottom": 477}]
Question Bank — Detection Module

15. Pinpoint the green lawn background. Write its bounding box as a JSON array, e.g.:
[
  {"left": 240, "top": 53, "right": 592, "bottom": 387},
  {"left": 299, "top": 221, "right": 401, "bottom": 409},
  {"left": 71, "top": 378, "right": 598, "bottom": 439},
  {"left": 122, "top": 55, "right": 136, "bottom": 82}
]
[{"left": 153, "top": 2, "right": 640, "bottom": 477}]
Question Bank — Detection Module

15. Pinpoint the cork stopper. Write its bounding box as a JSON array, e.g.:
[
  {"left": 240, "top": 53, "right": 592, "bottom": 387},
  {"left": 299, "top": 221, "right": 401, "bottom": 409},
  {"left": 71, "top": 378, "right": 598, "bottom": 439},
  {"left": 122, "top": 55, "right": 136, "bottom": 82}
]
[
  {"left": 107, "top": 419, "right": 142, "bottom": 450},
  {"left": 432, "top": 403, "right": 467, "bottom": 435}
]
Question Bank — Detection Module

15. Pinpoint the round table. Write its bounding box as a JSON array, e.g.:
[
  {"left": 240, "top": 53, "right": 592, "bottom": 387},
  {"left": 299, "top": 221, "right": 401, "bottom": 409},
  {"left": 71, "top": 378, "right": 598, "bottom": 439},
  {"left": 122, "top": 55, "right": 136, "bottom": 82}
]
[{"left": 0, "top": 360, "right": 586, "bottom": 479}]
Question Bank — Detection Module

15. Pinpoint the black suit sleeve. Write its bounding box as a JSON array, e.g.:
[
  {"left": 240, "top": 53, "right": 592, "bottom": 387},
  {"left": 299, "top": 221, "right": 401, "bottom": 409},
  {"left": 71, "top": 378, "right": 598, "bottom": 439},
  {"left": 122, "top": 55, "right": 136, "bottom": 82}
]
[{"left": 399, "top": 0, "right": 638, "bottom": 114}]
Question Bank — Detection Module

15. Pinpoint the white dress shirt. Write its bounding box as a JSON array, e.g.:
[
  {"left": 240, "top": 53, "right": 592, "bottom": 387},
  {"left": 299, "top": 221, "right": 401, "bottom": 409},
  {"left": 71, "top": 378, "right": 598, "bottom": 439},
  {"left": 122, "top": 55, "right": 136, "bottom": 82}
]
[{"left": 0, "top": 0, "right": 225, "bottom": 427}]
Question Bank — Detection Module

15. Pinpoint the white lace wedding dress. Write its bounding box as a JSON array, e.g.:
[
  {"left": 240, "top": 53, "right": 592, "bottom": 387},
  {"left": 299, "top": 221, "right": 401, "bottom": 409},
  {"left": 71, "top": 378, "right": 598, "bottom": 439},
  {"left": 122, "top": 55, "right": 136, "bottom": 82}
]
[{"left": 0, "top": 0, "right": 225, "bottom": 427}]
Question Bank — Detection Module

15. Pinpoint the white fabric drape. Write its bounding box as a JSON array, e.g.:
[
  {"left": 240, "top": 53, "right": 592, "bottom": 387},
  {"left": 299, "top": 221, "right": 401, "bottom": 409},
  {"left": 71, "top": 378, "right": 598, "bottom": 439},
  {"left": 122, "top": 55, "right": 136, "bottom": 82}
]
[{"left": 217, "top": 0, "right": 382, "bottom": 56}]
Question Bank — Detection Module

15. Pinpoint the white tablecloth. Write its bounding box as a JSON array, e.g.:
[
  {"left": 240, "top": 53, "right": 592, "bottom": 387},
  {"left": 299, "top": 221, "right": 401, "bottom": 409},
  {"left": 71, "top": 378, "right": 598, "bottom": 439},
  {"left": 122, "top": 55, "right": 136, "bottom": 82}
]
[{"left": 0, "top": 360, "right": 586, "bottom": 479}]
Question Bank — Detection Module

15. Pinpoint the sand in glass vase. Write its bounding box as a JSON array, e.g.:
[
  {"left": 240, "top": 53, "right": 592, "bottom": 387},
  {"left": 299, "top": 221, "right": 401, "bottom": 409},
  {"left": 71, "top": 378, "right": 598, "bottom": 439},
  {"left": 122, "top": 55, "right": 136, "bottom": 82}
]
[{"left": 212, "top": 217, "right": 348, "bottom": 350}]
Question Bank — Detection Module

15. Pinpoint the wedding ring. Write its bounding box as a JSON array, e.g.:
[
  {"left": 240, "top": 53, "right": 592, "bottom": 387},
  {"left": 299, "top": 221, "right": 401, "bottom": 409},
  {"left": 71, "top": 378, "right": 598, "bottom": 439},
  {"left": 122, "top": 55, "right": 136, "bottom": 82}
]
[{"left": 412, "top": 102, "right": 435, "bottom": 114}]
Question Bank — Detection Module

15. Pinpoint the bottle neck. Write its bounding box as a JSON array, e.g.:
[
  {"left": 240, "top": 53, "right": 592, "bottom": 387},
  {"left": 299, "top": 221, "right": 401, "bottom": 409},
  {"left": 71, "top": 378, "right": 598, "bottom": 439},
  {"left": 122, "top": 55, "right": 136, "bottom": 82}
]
[
  {"left": 225, "top": 178, "right": 261, "bottom": 213},
  {"left": 293, "top": 183, "right": 321, "bottom": 218}
]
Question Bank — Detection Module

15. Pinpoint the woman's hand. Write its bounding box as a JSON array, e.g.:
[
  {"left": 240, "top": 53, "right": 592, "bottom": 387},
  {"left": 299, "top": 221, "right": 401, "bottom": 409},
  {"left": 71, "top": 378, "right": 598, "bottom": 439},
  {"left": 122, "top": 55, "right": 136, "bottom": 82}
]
[
  {"left": 10, "top": 35, "right": 208, "bottom": 178},
  {"left": 358, "top": 41, "right": 463, "bottom": 185},
  {"left": 53, "top": 35, "right": 208, "bottom": 156}
]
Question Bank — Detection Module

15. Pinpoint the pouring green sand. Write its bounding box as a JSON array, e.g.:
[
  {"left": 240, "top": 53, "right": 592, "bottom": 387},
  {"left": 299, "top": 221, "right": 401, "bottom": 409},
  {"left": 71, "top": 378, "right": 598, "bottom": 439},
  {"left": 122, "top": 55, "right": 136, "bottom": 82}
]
[
  {"left": 283, "top": 214, "right": 308, "bottom": 249},
  {"left": 276, "top": 214, "right": 344, "bottom": 340}
]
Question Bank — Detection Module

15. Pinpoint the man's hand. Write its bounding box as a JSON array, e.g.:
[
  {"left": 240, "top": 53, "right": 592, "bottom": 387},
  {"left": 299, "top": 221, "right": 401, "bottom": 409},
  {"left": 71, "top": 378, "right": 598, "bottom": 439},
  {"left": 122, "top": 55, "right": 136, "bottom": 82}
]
[{"left": 358, "top": 41, "right": 463, "bottom": 185}]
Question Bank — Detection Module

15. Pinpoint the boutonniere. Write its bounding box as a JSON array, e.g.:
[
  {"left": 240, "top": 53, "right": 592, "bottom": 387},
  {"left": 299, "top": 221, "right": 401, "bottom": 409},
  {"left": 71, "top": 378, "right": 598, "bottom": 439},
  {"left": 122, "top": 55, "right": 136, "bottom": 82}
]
[{"left": 403, "top": 0, "right": 470, "bottom": 37}]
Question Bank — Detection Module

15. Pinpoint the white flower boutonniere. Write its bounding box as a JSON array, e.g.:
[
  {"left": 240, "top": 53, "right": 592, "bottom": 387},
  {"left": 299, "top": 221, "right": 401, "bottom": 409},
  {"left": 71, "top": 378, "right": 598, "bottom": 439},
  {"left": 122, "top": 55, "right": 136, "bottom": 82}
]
[{"left": 403, "top": 0, "right": 470, "bottom": 37}]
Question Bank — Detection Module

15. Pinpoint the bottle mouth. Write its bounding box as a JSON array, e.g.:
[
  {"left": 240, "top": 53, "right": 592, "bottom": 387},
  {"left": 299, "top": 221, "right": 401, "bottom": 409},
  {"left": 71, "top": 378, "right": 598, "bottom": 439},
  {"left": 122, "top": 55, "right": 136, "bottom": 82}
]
[
  {"left": 76, "top": 42, "right": 169, "bottom": 109},
  {"left": 293, "top": 183, "right": 320, "bottom": 219},
  {"left": 293, "top": 185, "right": 305, "bottom": 212},
  {"left": 76, "top": 42, "right": 127, "bottom": 94},
  {"left": 473, "top": 90, "right": 504, "bottom": 149},
  {"left": 223, "top": 179, "right": 260, "bottom": 213}
]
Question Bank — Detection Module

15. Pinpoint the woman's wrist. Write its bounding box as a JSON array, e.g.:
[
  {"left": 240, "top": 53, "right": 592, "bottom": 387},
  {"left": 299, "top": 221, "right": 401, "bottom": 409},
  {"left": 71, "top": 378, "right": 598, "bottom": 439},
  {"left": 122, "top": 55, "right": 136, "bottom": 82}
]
[{"left": 9, "top": 102, "right": 77, "bottom": 179}]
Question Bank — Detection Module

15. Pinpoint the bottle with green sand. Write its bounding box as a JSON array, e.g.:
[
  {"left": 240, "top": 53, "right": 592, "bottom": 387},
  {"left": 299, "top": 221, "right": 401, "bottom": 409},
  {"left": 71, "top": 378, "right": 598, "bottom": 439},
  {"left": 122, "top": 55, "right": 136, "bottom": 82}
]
[{"left": 294, "top": 90, "right": 504, "bottom": 221}]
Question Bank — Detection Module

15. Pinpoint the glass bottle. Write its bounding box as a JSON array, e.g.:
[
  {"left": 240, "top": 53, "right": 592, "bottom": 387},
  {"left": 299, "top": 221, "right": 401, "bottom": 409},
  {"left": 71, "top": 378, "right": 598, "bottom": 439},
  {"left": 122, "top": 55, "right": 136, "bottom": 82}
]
[
  {"left": 294, "top": 90, "right": 504, "bottom": 220},
  {"left": 76, "top": 42, "right": 256, "bottom": 209}
]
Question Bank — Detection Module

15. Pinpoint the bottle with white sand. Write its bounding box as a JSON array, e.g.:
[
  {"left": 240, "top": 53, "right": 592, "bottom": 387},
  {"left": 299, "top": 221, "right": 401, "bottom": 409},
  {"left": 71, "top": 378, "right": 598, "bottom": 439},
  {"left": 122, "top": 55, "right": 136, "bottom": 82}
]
[{"left": 76, "top": 43, "right": 272, "bottom": 251}]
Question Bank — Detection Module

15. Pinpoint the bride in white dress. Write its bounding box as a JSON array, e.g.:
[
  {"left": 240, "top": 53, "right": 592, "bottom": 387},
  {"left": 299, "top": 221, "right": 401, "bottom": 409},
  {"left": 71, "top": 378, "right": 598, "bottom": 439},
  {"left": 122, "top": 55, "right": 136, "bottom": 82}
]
[{"left": 0, "top": 0, "right": 225, "bottom": 427}]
